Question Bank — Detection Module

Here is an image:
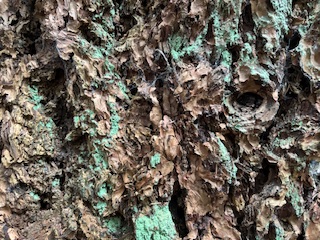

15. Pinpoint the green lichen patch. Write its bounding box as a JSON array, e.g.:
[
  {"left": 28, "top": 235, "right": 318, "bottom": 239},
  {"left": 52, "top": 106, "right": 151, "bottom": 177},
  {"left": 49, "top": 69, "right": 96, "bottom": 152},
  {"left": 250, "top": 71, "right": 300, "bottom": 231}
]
[
  {"left": 97, "top": 183, "right": 109, "bottom": 198},
  {"left": 52, "top": 179, "right": 60, "bottom": 188},
  {"left": 108, "top": 102, "right": 120, "bottom": 138},
  {"left": 150, "top": 153, "right": 161, "bottom": 168},
  {"left": 28, "top": 85, "right": 43, "bottom": 111},
  {"left": 29, "top": 192, "right": 40, "bottom": 201},
  {"left": 103, "top": 216, "right": 122, "bottom": 234},
  {"left": 286, "top": 181, "right": 303, "bottom": 217},
  {"left": 135, "top": 205, "right": 177, "bottom": 240},
  {"left": 94, "top": 201, "right": 108, "bottom": 216},
  {"left": 216, "top": 137, "right": 238, "bottom": 184}
]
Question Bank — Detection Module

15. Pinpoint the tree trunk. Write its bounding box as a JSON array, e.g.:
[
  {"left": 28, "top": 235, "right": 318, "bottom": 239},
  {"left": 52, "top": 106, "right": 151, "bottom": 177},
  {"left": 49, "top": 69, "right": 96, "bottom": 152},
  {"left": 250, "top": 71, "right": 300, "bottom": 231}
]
[{"left": 0, "top": 0, "right": 320, "bottom": 239}]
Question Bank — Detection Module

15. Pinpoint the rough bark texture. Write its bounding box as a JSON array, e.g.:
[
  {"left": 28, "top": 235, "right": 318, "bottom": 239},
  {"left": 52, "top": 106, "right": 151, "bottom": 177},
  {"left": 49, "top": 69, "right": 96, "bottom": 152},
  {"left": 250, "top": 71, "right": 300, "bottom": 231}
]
[{"left": 0, "top": 0, "right": 320, "bottom": 239}]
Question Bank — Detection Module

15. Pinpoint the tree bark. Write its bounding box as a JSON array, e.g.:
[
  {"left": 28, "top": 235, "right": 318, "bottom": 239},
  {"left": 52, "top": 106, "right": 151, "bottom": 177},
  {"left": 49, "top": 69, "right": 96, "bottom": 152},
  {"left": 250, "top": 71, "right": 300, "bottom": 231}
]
[{"left": 0, "top": 0, "right": 320, "bottom": 239}]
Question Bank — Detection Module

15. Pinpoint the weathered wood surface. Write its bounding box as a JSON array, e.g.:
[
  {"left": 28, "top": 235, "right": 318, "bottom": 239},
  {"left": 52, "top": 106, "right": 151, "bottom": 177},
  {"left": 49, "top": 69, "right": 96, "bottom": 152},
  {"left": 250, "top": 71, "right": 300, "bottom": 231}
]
[{"left": 0, "top": 0, "right": 320, "bottom": 239}]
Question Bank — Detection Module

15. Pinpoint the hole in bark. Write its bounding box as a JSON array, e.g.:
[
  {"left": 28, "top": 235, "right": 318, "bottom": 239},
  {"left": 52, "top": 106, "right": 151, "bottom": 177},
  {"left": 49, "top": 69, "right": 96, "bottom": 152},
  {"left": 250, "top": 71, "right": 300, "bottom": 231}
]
[
  {"left": 79, "top": 24, "right": 101, "bottom": 45},
  {"left": 169, "top": 182, "right": 188, "bottom": 238},
  {"left": 75, "top": 229, "right": 87, "bottom": 239},
  {"left": 117, "top": 14, "right": 137, "bottom": 38},
  {"left": 288, "top": 31, "right": 301, "bottom": 50},
  {"left": 228, "top": 45, "right": 241, "bottom": 63},
  {"left": 297, "top": 227, "right": 305, "bottom": 240},
  {"left": 260, "top": 122, "right": 274, "bottom": 144},
  {"left": 104, "top": 213, "right": 132, "bottom": 238},
  {"left": 254, "top": 158, "right": 270, "bottom": 193},
  {"left": 236, "top": 92, "right": 263, "bottom": 109},
  {"left": 254, "top": 158, "right": 278, "bottom": 193},
  {"left": 39, "top": 193, "right": 52, "bottom": 210},
  {"left": 10, "top": 11, "right": 21, "bottom": 26},
  {"left": 22, "top": 19, "right": 41, "bottom": 55},
  {"left": 241, "top": 3, "right": 254, "bottom": 33},
  {"left": 286, "top": 65, "right": 311, "bottom": 96},
  {"left": 128, "top": 83, "right": 138, "bottom": 95},
  {"left": 300, "top": 74, "right": 311, "bottom": 95},
  {"left": 205, "top": 19, "right": 214, "bottom": 42}
]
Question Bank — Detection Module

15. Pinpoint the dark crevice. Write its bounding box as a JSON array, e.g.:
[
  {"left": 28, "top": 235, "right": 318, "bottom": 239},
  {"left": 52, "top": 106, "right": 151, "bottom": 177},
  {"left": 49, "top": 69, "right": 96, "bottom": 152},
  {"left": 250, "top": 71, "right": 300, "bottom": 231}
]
[
  {"left": 285, "top": 65, "right": 311, "bottom": 97},
  {"left": 115, "top": 13, "right": 137, "bottom": 40},
  {"left": 241, "top": 3, "right": 254, "bottom": 34},
  {"left": 276, "top": 203, "right": 295, "bottom": 220},
  {"left": 228, "top": 45, "right": 241, "bottom": 63},
  {"left": 265, "top": 0, "right": 275, "bottom": 12},
  {"left": 205, "top": 19, "right": 214, "bottom": 43},
  {"left": 169, "top": 182, "right": 188, "bottom": 238},
  {"left": 79, "top": 24, "right": 102, "bottom": 45},
  {"left": 288, "top": 31, "right": 301, "bottom": 50},
  {"left": 259, "top": 122, "right": 274, "bottom": 144},
  {"left": 236, "top": 92, "right": 263, "bottom": 109},
  {"left": 39, "top": 192, "right": 53, "bottom": 210},
  {"left": 75, "top": 227, "right": 87, "bottom": 239},
  {"left": 254, "top": 158, "right": 278, "bottom": 193},
  {"left": 128, "top": 83, "right": 138, "bottom": 95},
  {"left": 265, "top": 222, "right": 277, "bottom": 239},
  {"left": 22, "top": 19, "right": 41, "bottom": 55},
  {"left": 297, "top": 226, "right": 305, "bottom": 240},
  {"left": 10, "top": 11, "right": 21, "bottom": 26}
]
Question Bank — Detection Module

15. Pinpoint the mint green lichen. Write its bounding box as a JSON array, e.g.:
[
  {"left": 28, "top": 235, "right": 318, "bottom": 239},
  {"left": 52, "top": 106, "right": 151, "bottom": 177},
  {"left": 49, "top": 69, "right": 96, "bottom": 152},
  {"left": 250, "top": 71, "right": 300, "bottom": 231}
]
[
  {"left": 135, "top": 205, "right": 177, "bottom": 240},
  {"left": 286, "top": 181, "right": 303, "bottom": 217},
  {"left": 169, "top": 14, "right": 212, "bottom": 62},
  {"left": 116, "top": 81, "right": 129, "bottom": 99},
  {"left": 28, "top": 86, "right": 43, "bottom": 111},
  {"left": 73, "top": 110, "right": 98, "bottom": 136},
  {"left": 238, "top": 43, "right": 271, "bottom": 83},
  {"left": 150, "top": 153, "right": 161, "bottom": 168},
  {"left": 78, "top": 156, "right": 84, "bottom": 164},
  {"left": 103, "top": 216, "right": 122, "bottom": 234},
  {"left": 92, "top": 150, "right": 108, "bottom": 171},
  {"left": 30, "top": 192, "right": 40, "bottom": 201},
  {"left": 52, "top": 179, "right": 60, "bottom": 187},
  {"left": 108, "top": 102, "right": 120, "bottom": 137},
  {"left": 272, "top": 137, "right": 295, "bottom": 149},
  {"left": 168, "top": 35, "right": 187, "bottom": 61},
  {"left": 216, "top": 137, "right": 238, "bottom": 183},
  {"left": 94, "top": 201, "right": 107, "bottom": 215},
  {"left": 210, "top": 0, "right": 241, "bottom": 55},
  {"left": 98, "top": 183, "right": 108, "bottom": 198},
  {"left": 275, "top": 224, "right": 285, "bottom": 240},
  {"left": 252, "top": 0, "right": 292, "bottom": 51}
]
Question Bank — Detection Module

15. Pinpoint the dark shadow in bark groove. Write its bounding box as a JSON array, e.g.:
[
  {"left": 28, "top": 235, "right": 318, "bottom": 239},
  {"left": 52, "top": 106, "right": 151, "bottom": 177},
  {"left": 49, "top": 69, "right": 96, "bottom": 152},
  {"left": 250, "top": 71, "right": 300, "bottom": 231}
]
[
  {"left": 39, "top": 192, "right": 53, "bottom": 210},
  {"left": 236, "top": 92, "right": 263, "bottom": 110},
  {"left": 288, "top": 31, "right": 301, "bottom": 50},
  {"left": 260, "top": 122, "right": 274, "bottom": 144},
  {"left": 169, "top": 181, "right": 188, "bottom": 238},
  {"left": 254, "top": 158, "right": 278, "bottom": 193},
  {"left": 240, "top": 2, "right": 254, "bottom": 34}
]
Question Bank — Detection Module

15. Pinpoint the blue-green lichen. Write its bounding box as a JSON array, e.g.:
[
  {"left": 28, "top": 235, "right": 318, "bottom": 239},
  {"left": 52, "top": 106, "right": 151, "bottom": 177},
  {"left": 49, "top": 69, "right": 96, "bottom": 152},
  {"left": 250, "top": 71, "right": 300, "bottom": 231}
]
[
  {"left": 216, "top": 137, "right": 238, "bottom": 183},
  {"left": 97, "top": 183, "right": 109, "bottom": 198},
  {"left": 30, "top": 192, "right": 40, "bottom": 201},
  {"left": 275, "top": 223, "right": 285, "bottom": 240},
  {"left": 28, "top": 86, "right": 43, "bottom": 111},
  {"left": 135, "top": 205, "right": 177, "bottom": 240},
  {"left": 103, "top": 216, "right": 122, "bottom": 234},
  {"left": 52, "top": 179, "right": 60, "bottom": 188},
  {"left": 150, "top": 153, "right": 161, "bottom": 168},
  {"left": 286, "top": 181, "right": 303, "bottom": 217},
  {"left": 108, "top": 102, "right": 120, "bottom": 137},
  {"left": 94, "top": 201, "right": 108, "bottom": 216}
]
